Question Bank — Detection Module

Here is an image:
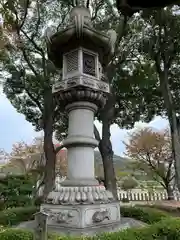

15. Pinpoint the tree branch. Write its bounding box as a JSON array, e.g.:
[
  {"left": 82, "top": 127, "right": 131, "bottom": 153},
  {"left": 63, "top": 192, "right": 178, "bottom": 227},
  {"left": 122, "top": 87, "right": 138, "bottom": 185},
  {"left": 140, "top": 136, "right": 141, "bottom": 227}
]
[
  {"left": 107, "top": 15, "right": 128, "bottom": 71},
  {"left": 55, "top": 145, "right": 64, "bottom": 154},
  {"left": 86, "top": 0, "right": 90, "bottom": 8},
  {"left": 22, "top": 48, "right": 39, "bottom": 77},
  {"left": 91, "top": 0, "right": 104, "bottom": 21},
  {"left": 114, "top": 15, "right": 128, "bottom": 54},
  {"left": 21, "top": 29, "right": 43, "bottom": 54},
  {"left": 25, "top": 87, "right": 43, "bottom": 112},
  {"left": 31, "top": 0, "right": 41, "bottom": 41},
  {"left": 19, "top": 0, "right": 30, "bottom": 29},
  {"left": 94, "top": 124, "right": 101, "bottom": 142}
]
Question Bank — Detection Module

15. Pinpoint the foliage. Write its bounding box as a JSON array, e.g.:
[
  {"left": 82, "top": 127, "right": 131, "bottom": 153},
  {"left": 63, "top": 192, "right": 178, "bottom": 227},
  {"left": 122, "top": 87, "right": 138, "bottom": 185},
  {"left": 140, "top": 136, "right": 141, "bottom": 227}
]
[
  {"left": 2, "top": 139, "right": 68, "bottom": 178},
  {"left": 120, "top": 206, "right": 170, "bottom": 224},
  {"left": 139, "top": 204, "right": 180, "bottom": 217},
  {"left": 116, "top": 170, "right": 130, "bottom": 180},
  {"left": 7, "top": 137, "right": 44, "bottom": 174},
  {"left": 2, "top": 0, "right": 180, "bottom": 199},
  {"left": 125, "top": 127, "right": 174, "bottom": 198},
  {"left": 121, "top": 197, "right": 129, "bottom": 203},
  {"left": 0, "top": 174, "right": 35, "bottom": 209},
  {"left": 2, "top": 218, "right": 180, "bottom": 240},
  {"left": 0, "top": 0, "right": 151, "bottom": 198},
  {"left": 0, "top": 205, "right": 177, "bottom": 240},
  {"left": 0, "top": 229, "right": 33, "bottom": 240},
  {"left": 0, "top": 206, "right": 38, "bottom": 226},
  {"left": 55, "top": 147, "right": 67, "bottom": 176},
  {"left": 0, "top": 149, "right": 9, "bottom": 166},
  {"left": 120, "top": 177, "right": 138, "bottom": 191},
  {"left": 138, "top": 7, "right": 180, "bottom": 192}
]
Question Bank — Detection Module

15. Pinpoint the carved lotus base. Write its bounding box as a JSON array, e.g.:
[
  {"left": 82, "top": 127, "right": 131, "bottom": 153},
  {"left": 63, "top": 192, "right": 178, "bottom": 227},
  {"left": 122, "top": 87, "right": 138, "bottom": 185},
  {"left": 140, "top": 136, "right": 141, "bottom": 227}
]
[
  {"left": 40, "top": 201, "right": 126, "bottom": 236},
  {"left": 54, "top": 88, "right": 107, "bottom": 109},
  {"left": 46, "top": 185, "right": 114, "bottom": 205}
]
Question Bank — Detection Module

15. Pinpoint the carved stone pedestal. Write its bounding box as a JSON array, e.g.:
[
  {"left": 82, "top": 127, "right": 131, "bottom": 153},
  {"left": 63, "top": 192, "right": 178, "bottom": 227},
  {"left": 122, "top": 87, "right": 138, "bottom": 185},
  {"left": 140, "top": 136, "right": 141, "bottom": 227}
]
[{"left": 41, "top": 201, "right": 128, "bottom": 236}]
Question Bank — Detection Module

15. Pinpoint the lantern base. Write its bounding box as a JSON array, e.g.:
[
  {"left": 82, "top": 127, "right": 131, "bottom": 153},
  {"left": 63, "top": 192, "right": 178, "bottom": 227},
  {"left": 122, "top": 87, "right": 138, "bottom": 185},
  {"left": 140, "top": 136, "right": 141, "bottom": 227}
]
[{"left": 40, "top": 201, "right": 127, "bottom": 236}]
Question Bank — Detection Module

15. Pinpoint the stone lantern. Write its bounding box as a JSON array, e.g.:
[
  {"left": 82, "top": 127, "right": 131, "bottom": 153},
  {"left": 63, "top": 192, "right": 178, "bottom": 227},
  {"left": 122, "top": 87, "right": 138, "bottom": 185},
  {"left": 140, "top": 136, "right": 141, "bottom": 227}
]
[{"left": 41, "top": 2, "right": 127, "bottom": 236}]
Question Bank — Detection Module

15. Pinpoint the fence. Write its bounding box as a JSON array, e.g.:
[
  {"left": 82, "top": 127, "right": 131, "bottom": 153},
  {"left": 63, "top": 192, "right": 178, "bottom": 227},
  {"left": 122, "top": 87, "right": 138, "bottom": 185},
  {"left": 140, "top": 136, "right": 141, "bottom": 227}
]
[
  {"left": 117, "top": 189, "right": 180, "bottom": 201},
  {"left": 36, "top": 175, "right": 180, "bottom": 201}
]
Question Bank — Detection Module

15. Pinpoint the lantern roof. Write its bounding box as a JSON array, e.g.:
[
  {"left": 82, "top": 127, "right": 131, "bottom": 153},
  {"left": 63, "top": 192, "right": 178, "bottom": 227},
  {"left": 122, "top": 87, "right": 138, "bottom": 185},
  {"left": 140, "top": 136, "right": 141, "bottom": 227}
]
[{"left": 46, "top": 6, "right": 117, "bottom": 69}]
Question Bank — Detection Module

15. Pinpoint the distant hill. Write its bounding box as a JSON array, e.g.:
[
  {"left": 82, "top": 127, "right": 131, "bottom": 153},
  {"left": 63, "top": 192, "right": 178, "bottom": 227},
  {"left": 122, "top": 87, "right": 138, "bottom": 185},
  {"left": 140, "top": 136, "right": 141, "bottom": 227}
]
[
  {"left": 95, "top": 151, "right": 130, "bottom": 169},
  {"left": 0, "top": 150, "right": 130, "bottom": 175}
]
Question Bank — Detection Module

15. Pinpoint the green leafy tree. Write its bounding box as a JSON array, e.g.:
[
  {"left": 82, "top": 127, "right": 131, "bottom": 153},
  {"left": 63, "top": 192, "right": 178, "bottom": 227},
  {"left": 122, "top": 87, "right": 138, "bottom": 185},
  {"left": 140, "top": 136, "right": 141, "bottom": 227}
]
[
  {"left": 0, "top": 0, "right": 133, "bottom": 199},
  {"left": 120, "top": 176, "right": 138, "bottom": 192},
  {"left": 137, "top": 7, "right": 180, "bottom": 192},
  {"left": 1, "top": 0, "right": 169, "bottom": 200},
  {"left": 0, "top": 174, "right": 35, "bottom": 209},
  {"left": 0, "top": 0, "right": 71, "bottom": 198}
]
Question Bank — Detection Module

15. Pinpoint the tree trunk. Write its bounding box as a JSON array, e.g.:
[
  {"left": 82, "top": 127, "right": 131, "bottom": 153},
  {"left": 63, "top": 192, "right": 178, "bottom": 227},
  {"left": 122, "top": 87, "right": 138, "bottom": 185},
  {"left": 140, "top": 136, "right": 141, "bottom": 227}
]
[
  {"left": 160, "top": 70, "right": 180, "bottom": 193},
  {"left": 99, "top": 118, "right": 118, "bottom": 200},
  {"left": 166, "top": 184, "right": 174, "bottom": 200},
  {"left": 42, "top": 89, "right": 56, "bottom": 200}
]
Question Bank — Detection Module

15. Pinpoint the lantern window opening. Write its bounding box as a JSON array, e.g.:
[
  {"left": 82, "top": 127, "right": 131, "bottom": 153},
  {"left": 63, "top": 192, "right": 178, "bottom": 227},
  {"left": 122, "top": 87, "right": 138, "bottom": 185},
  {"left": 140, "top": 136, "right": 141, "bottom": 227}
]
[
  {"left": 81, "top": 47, "right": 99, "bottom": 80},
  {"left": 63, "top": 48, "right": 80, "bottom": 80},
  {"left": 62, "top": 47, "right": 100, "bottom": 81}
]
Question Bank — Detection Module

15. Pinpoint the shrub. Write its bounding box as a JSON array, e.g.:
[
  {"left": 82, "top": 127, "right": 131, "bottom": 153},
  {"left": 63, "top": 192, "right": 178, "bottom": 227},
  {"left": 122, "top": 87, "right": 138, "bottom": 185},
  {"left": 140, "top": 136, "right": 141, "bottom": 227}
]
[
  {"left": 0, "top": 174, "right": 35, "bottom": 209},
  {"left": 0, "top": 229, "right": 33, "bottom": 240},
  {"left": 1, "top": 218, "right": 180, "bottom": 240},
  {"left": 95, "top": 218, "right": 180, "bottom": 240},
  {"left": 34, "top": 196, "right": 44, "bottom": 206},
  {"left": 0, "top": 206, "right": 38, "bottom": 226},
  {"left": 120, "top": 177, "right": 138, "bottom": 192},
  {"left": 120, "top": 206, "right": 170, "bottom": 224},
  {"left": 121, "top": 198, "right": 129, "bottom": 203},
  {"left": 139, "top": 204, "right": 180, "bottom": 217}
]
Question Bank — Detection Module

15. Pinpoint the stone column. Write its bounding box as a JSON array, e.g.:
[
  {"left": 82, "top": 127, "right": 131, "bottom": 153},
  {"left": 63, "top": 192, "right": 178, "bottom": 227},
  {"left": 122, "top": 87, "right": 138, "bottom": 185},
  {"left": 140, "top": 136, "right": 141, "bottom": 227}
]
[{"left": 62, "top": 101, "right": 99, "bottom": 186}]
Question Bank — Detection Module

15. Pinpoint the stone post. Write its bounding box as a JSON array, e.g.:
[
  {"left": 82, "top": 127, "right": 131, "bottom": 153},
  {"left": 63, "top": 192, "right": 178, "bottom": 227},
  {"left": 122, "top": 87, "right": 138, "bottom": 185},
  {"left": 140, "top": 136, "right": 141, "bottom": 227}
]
[
  {"left": 62, "top": 101, "right": 98, "bottom": 186},
  {"left": 34, "top": 212, "right": 48, "bottom": 240}
]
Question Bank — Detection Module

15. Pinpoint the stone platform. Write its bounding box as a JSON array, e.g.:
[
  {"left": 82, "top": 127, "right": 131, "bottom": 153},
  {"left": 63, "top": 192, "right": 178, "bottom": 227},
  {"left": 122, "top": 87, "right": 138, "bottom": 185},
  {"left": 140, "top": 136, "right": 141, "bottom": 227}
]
[
  {"left": 40, "top": 201, "right": 122, "bottom": 236},
  {"left": 14, "top": 217, "right": 146, "bottom": 236}
]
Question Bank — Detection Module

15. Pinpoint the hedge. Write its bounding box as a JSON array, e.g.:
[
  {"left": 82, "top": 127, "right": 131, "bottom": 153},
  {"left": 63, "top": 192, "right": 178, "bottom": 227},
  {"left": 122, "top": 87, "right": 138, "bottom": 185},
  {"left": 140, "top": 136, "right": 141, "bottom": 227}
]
[
  {"left": 120, "top": 206, "right": 170, "bottom": 224},
  {"left": 0, "top": 174, "right": 35, "bottom": 210},
  {"left": 0, "top": 218, "right": 180, "bottom": 240},
  {"left": 0, "top": 206, "right": 38, "bottom": 226},
  {"left": 137, "top": 204, "right": 180, "bottom": 217},
  {"left": 0, "top": 205, "right": 169, "bottom": 228},
  {"left": 0, "top": 229, "right": 32, "bottom": 240}
]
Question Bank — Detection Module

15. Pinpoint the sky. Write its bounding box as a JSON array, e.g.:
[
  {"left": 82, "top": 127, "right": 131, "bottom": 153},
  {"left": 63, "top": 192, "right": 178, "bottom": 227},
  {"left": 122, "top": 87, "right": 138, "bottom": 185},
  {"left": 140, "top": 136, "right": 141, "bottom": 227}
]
[{"left": 0, "top": 89, "right": 169, "bottom": 156}]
